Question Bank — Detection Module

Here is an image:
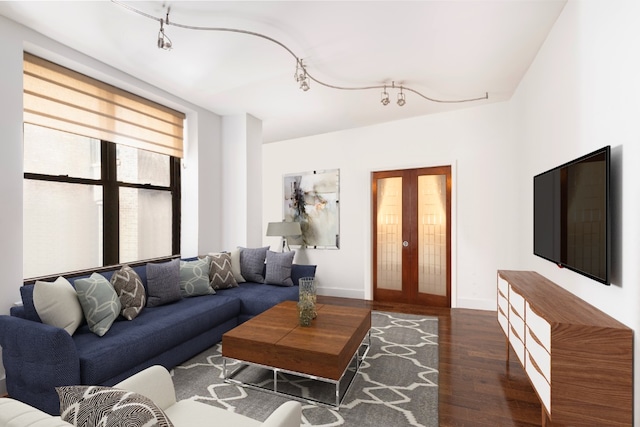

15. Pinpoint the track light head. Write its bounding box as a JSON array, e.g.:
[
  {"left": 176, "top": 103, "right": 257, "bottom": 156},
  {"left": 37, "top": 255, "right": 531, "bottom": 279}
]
[
  {"left": 157, "top": 19, "right": 172, "bottom": 50},
  {"left": 381, "top": 87, "right": 390, "bottom": 106},
  {"left": 397, "top": 88, "right": 406, "bottom": 106},
  {"left": 295, "top": 59, "right": 310, "bottom": 91}
]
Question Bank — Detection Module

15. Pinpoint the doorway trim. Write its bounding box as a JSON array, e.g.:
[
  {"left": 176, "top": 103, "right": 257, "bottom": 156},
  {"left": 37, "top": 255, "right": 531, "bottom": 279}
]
[{"left": 364, "top": 161, "right": 457, "bottom": 307}]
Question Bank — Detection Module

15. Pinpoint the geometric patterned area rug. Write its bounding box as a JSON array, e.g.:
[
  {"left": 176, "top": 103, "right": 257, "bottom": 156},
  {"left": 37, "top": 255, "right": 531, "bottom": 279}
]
[{"left": 171, "top": 311, "right": 438, "bottom": 427}]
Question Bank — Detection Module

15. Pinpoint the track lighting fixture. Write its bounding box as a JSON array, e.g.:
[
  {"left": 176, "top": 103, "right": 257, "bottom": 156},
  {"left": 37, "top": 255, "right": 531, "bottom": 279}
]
[
  {"left": 157, "top": 18, "right": 172, "bottom": 50},
  {"left": 114, "top": 0, "right": 489, "bottom": 105},
  {"left": 397, "top": 87, "right": 406, "bottom": 106},
  {"left": 381, "top": 86, "right": 390, "bottom": 106},
  {"left": 295, "top": 60, "right": 310, "bottom": 92}
]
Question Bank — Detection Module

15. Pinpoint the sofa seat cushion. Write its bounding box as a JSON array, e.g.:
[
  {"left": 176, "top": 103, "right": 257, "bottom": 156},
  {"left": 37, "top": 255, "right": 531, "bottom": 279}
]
[
  {"left": 73, "top": 295, "right": 240, "bottom": 385},
  {"left": 215, "top": 283, "right": 299, "bottom": 318}
]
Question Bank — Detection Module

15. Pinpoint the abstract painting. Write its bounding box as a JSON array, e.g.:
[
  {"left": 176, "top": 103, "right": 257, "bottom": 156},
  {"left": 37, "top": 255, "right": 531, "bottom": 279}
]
[{"left": 284, "top": 169, "right": 340, "bottom": 249}]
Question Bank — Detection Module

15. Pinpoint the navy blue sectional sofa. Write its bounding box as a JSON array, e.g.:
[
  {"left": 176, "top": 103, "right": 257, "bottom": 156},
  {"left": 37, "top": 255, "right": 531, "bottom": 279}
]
[{"left": 0, "top": 261, "right": 316, "bottom": 415}]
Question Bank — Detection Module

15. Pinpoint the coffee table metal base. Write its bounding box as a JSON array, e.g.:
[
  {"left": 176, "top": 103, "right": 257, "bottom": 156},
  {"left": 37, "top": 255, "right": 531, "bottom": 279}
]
[{"left": 223, "top": 331, "right": 370, "bottom": 409}]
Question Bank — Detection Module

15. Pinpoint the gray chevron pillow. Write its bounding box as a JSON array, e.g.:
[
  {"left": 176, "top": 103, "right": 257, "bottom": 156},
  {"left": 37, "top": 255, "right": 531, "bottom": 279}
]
[
  {"left": 57, "top": 386, "right": 173, "bottom": 427},
  {"left": 110, "top": 265, "right": 146, "bottom": 320},
  {"left": 75, "top": 273, "right": 121, "bottom": 337},
  {"left": 208, "top": 252, "right": 238, "bottom": 290}
]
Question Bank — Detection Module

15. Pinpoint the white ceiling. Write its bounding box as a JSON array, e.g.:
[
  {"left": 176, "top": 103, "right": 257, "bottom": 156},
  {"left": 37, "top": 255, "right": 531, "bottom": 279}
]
[{"left": 0, "top": 1, "right": 566, "bottom": 143}]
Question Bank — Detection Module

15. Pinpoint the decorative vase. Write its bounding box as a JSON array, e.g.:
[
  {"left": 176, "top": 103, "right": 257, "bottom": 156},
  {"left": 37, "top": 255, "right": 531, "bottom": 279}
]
[
  {"left": 297, "top": 300, "right": 314, "bottom": 327},
  {"left": 298, "top": 277, "right": 317, "bottom": 318}
]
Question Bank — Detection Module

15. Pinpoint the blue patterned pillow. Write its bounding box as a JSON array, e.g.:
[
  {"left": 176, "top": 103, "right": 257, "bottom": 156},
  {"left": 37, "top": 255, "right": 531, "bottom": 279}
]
[
  {"left": 74, "top": 273, "right": 121, "bottom": 337},
  {"left": 239, "top": 246, "right": 269, "bottom": 283},
  {"left": 180, "top": 257, "right": 215, "bottom": 297},
  {"left": 57, "top": 386, "right": 173, "bottom": 427}
]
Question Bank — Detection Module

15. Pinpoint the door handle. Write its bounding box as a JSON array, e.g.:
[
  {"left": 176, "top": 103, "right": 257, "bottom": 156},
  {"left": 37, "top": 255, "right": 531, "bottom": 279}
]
[{"left": 402, "top": 241, "right": 409, "bottom": 247}]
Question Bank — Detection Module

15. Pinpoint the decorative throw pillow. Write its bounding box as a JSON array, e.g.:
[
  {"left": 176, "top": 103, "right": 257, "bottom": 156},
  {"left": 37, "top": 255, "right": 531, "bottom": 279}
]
[
  {"left": 110, "top": 265, "right": 146, "bottom": 320},
  {"left": 180, "top": 257, "right": 215, "bottom": 297},
  {"left": 31, "top": 276, "right": 83, "bottom": 335},
  {"left": 75, "top": 273, "right": 122, "bottom": 337},
  {"left": 146, "top": 258, "right": 182, "bottom": 307},
  {"left": 57, "top": 385, "right": 174, "bottom": 427},
  {"left": 207, "top": 252, "right": 238, "bottom": 290},
  {"left": 239, "top": 246, "right": 269, "bottom": 283},
  {"left": 229, "top": 247, "right": 245, "bottom": 283},
  {"left": 265, "top": 250, "right": 296, "bottom": 286}
]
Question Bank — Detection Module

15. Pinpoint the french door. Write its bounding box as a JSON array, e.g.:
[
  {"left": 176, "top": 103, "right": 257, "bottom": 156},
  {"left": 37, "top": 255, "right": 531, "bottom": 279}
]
[{"left": 372, "top": 166, "right": 451, "bottom": 307}]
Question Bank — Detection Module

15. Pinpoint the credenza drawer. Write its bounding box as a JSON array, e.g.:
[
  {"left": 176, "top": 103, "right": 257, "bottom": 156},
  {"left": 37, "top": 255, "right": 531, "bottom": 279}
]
[
  {"left": 498, "top": 276, "right": 509, "bottom": 298},
  {"left": 526, "top": 301, "right": 550, "bottom": 352},
  {"left": 509, "top": 285, "right": 525, "bottom": 318},
  {"left": 509, "top": 304, "right": 525, "bottom": 341},
  {"left": 498, "top": 308, "right": 509, "bottom": 336},
  {"left": 509, "top": 325, "right": 526, "bottom": 365},
  {"left": 526, "top": 350, "right": 551, "bottom": 414},
  {"left": 497, "top": 291, "right": 508, "bottom": 317},
  {"left": 526, "top": 326, "right": 550, "bottom": 382}
]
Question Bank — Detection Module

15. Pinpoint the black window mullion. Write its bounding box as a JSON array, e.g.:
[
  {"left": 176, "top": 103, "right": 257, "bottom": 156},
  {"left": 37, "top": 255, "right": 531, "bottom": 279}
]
[
  {"left": 102, "top": 141, "right": 119, "bottom": 266},
  {"left": 171, "top": 157, "right": 181, "bottom": 256}
]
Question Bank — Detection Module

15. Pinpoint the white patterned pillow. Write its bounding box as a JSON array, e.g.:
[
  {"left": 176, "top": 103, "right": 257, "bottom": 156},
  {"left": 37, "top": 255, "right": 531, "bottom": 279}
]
[
  {"left": 57, "top": 385, "right": 173, "bottom": 427},
  {"left": 33, "top": 276, "right": 83, "bottom": 335},
  {"left": 110, "top": 265, "right": 146, "bottom": 320},
  {"left": 74, "top": 273, "right": 121, "bottom": 337},
  {"left": 207, "top": 252, "right": 239, "bottom": 290},
  {"left": 180, "top": 257, "right": 215, "bottom": 297}
]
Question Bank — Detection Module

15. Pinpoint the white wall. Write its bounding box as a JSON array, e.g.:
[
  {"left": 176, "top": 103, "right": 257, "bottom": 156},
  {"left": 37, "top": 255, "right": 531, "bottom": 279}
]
[
  {"left": 511, "top": 0, "right": 640, "bottom": 420},
  {"left": 263, "top": 101, "right": 520, "bottom": 305},
  {"left": 0, "top": 16, "right": 223, "bottom": 393}
]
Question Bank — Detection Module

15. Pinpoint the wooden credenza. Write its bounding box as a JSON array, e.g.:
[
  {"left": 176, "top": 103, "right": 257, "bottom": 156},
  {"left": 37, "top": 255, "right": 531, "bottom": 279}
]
[{"left": 497, "top": 270, "right": 633, "bottom": 426}]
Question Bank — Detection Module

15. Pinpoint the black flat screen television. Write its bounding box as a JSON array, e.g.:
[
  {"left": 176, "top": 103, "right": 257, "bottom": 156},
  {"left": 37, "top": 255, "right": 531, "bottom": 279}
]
[{"left": 533, "top": 146, "right": 611, "bottom": 285}]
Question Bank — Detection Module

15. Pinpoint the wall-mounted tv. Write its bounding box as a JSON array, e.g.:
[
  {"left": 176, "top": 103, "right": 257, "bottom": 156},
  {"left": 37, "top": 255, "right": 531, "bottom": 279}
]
[{"left": 533, "top": 146, "right": 610, "bottom": 285}]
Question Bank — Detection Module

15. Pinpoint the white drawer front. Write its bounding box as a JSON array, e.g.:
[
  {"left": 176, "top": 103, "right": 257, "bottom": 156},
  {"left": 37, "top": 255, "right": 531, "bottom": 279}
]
[
  {"left": 498, "top": 310, "right": 509, "bottom": 336},
  {"left": 509, "top": 305, "right": 525, "bottom": 342},
  {"left": 509, "top": 285, "right": 525, "bottom": 318},
  {"left": 497, "top": 275, "right": 509, "bottom": 297},
  {"left": 526, "top": 350, "right": 551, "bottom": 414},
  {"left": 526, "top": 327, "right": 551, "bottom": 382},
  {"left": 509, "top": 325, "right": 526, "bottom": 366},
  {"left": 497, "top": 292, "right": 509, "bottom": 317},
  {"left": 526, "top": 301, "right": 551, "bottom": 352}
]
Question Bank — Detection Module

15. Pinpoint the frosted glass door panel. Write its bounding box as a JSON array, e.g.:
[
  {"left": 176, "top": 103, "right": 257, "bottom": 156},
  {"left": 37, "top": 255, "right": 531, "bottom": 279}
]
[
  {"left": 418, "top": 174, "right": 447, "bottom": 296},
  {"left": 376, "top": 177, "right": 403, "bottom": 291}
]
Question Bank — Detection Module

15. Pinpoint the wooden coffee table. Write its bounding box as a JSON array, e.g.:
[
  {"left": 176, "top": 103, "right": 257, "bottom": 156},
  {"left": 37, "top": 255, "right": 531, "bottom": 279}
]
[{"left": 222, "top": 301, "right": 371, "bottom": 408}]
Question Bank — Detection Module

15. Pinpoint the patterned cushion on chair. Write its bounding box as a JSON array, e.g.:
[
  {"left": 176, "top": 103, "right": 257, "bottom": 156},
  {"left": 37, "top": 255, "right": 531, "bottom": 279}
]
[{"left": 57, "top": 385, "right": 173, "bottom": 427}]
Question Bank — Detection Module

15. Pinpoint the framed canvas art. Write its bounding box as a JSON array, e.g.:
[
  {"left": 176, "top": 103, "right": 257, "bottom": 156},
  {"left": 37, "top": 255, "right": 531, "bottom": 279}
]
[{"left": 284, "top": 169, "right": 339, "bottom": 249}]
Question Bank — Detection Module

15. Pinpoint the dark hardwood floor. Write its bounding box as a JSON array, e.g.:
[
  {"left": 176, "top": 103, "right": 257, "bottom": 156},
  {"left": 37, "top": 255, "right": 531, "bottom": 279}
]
[{"left": 317, "top": 296, "right": 542, "bottom": 427}]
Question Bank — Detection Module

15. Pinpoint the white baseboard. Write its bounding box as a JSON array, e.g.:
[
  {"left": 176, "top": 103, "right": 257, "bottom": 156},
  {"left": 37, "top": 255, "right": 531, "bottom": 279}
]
[
  {"left": 456, "top": 297, "right": 496, "bottom": 311},
  {"left": 317, "top": 287, "right": 365, "bottom": 300}
]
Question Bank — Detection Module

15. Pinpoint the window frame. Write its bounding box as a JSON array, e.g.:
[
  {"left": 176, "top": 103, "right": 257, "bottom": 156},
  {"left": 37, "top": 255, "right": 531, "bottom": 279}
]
[{"left": 23, "top": 136, "right": 181, "bottom": 278}]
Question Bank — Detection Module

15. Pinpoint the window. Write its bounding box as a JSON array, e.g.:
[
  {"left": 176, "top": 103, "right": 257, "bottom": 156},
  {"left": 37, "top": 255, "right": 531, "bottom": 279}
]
[
  {"left": 23, "top": 124, "right": 180, "bottom": 278},
  {"left": 23, "top": 53, "right": 184, "bottom": 279}
]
